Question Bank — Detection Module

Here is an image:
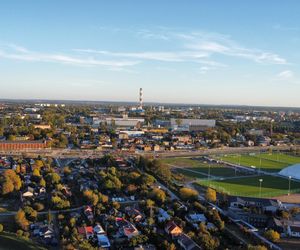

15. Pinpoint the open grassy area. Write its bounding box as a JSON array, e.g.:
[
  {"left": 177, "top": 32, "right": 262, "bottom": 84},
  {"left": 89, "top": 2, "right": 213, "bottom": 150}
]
[
  {"left": 197, "top": 175, "right": 300, "bottom": 198},
  {"left": 174, "top": 168, "right": 208, "bottom": 179},
  {"left": 0, "top": 232, "right": 46, "bottom": 250},
  {"left": 161, "top": 157, "right": 203, "bottom": 167},
  {"left": 162, "top": 157, "right": 248, "bottom": 178},
  {"left": 218, "top": 154, "right": 290, "bottom": 172},
  {"left": 258, "top": 153, "right": 300, "bottom": 165}
]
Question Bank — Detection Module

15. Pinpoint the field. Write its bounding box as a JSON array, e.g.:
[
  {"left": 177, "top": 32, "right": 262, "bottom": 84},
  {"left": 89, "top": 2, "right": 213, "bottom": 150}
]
[
  {"left": 217, "top": 153, "right": 300, "bottom": 172},
  {"left": 162, "top": 157, "right": 247, "bottom": 178},
  {"left": 197, "top": 175, "right": 300, "bottom": 198},
  {"left": 0, "top": 232, "right": 46, "bottom": 250}
]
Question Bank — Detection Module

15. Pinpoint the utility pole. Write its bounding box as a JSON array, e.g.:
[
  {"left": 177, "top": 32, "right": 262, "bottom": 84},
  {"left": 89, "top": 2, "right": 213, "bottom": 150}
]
[
  {"left": 208, "top": 163, "right": 211, "bottom": 186},
  {"left": 259, "top": 179, "right": 263, "bottom": 198},
  {"left": 288, "top": 176, "right": 292, "bottom": 196}
]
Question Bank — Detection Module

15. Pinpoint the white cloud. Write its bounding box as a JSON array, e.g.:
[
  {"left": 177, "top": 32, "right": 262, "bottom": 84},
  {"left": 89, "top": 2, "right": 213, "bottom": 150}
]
[
  {"left": 74, "top": 49, "right": 209, "bottom": 62},
  {"left": 277, "top": 70, "right": 294, "bottom": 79},
  {"left": 0, "top": 44, "right": 140, "bottom": 68},
  {"left": 76, "top": 29, "right": 287, "bottom": 67}
]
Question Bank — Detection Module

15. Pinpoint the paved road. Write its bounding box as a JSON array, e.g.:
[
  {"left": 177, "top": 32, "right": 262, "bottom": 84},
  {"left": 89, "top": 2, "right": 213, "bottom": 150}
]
[
  {"left": 0, "top": 145, "right": 297, "bottom": 159},
  {"left": 0, "top": 206, "right": 85, "bottom": 216}
]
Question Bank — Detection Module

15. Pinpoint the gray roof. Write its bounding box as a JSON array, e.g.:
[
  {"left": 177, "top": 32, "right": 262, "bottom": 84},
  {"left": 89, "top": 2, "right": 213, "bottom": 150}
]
[{"left": 170, "top": 118, "right": 215, "bottom": 127}]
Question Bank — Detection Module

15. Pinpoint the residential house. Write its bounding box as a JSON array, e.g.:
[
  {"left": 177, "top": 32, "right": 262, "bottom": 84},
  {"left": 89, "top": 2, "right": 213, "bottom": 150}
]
[
  {"left": 84, "top": 206, "right": 94, "bottom": 221},
  {"left": 177, "top": 233, "right": 202, "bottom": 250},
  {"left": 287, "top": 221, "right": 300, "bottom": 238},
  {"left": 97, "top": 234, "right": 111, "bottom": 248},
  {"left": 165, "top": 221, "right": 183, "bottom": 238},
  {"left": 116, "top": 217, "right": 139, "bottom": 239},
  {"left": 157, "top": 208, "right": 170, "bottom": 222},
  {"left": 22, "top": 187, "right": 34, "bottom": 198},
  {"left": 185, "top": 213, "right": 207, "bottom": 229},
  {"left": 125, "top": 206, "right": 143, "bottom": 222},
  {"left": 77, "top": 226, "right": 94, "bottom": 239},
  {"left": 94, "top": 224, "right": 105, "bottom": 234}
]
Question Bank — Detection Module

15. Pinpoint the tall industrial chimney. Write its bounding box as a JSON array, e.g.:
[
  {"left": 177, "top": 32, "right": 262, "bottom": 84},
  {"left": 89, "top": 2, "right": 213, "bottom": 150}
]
[{"left": 139, "top": 88, "right": 143, "bottom": 109}]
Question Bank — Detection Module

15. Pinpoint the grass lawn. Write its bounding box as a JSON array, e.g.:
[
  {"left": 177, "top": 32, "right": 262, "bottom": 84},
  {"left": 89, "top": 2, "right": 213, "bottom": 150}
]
[
  {"left": 197, "top": 175, "right": 300, "bottom": 198},
  {"left": 174, "top": 168, "right": 208, "bottom": 179},
  {"left": 162, "top": 157, "right": 247, "bottom": 177},
  {"left": 161, "top": 157, "right": 203, "bottom": 167},
  {"left": 0, "top": 232, "right": 46, "bottom": 250},
  {"left": 218, "top": 154, "right": 289, "bottom": 172},
  {"left": 258, "top": 153, "right": 300, "bottom": 165}
]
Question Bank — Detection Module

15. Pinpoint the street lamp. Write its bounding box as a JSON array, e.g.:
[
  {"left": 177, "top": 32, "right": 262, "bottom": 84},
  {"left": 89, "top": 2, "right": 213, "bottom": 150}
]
[
  {"left": 259, "top": 179, "right": 263, "bottom": 198},
  {"left": 288, "top": 176, "right": 292, "bottom": 196},
  {"left": 259, "top": 157, "right": 262, "bottom": 174},
  {"left": 208, "top": 163, "right": 211, "bottom": 183}
]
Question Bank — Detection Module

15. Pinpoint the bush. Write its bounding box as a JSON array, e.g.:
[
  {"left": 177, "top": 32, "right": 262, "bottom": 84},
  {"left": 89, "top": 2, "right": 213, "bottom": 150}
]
[
  {"left": 205, "top": 187, "right": 217, "bottom": 202},
  {"left": 264, "top": 229, "right": 280, "bottom": 242},
  {"left": 16, "top": 229, "right": 24, "bottom": 237},
  {"left": 179, "top": 187, "right": 199, "bottom": 201},
  {"left": 33, "top": 202, "right": 45, "bottom": 211}
]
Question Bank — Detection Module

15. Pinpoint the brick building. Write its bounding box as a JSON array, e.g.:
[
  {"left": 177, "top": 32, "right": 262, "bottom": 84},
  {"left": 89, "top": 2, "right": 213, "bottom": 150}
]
[{"left": 0, "top": 140, "right": 47, "bottom": 150}]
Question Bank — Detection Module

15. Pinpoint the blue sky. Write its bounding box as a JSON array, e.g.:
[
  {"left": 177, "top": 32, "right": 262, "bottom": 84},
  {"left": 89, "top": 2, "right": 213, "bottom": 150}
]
[{"left": 0, "top": 1, "right": 299, "bottom": 106}]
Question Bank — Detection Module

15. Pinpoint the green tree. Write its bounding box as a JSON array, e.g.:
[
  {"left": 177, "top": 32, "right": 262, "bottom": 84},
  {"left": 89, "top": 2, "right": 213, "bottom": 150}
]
[
  {"left": 15, "top": 209, "right": 29, "bottom": 230},
  {"left": 45, "top": 172, "right": 61, "bottom": 185},
  {"left": 150, "top": 188, "right": 166, "bottom": 203},
  {"left": 247, "top": 245, "right": 268, "bottom": 250},
  {"left": 1, "top": 170, "right": 22, "bottom": 195},
  {"left": 24, "top": 206, "right": 37, "bottom": 221},
  {"left": 83, "top": 190, "right": 99, "bottom": 206},
  {"left": 32, "top": 168, "right": 41, "bottom": 177},
  {"left": 179, "top": 187, "right": 199, "bottom": 201},
  {"left": 205, "top": 187, "right": 217, "bottom": 203},
  {"left": 264, "top": 229, "right": 280, "bottom": 242}
]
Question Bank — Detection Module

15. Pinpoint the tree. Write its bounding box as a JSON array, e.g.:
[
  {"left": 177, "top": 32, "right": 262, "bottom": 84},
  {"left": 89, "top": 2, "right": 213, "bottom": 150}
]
[
  {"left": 8, "top": 135, "right": 16, "bottom": 141},
  {"left": 51, "top": 196, "right": 70, "bottom": 209},
  {"left": 63, "top": 166, "right": 71, "bottom": 176},
  {"left": 112, "top": 201, "right": 120, "bottom": 210},
  {"left": 98, "top": 193, "right": 109, "bottom": 203},
  {"left": 264, "top": 229, "right": 280, "bottom": 242},
  {"left": 200, "top": 233, "right": 220, "bottom": 250},
  {"left": 247, "top": 245, "right": 268, "bottom": 250},
  {"left": 39, "top": 178, "right": 46, "bottom": 187},
  {"left": 1, "top": 178, "right": 14, "bottom": 195},
  {"left": 146, "top": 199, "right": 155, "bottom": 208},
  {"left": 150, "top": 188, "right": 166, "bottom": 203},
  {"left": 1, "top": 169, "right": 22, "bottom": 195},
  {"left": 205, "top": 187, "right": 217, "bottom": 203},
  {"left": 15, "top": 209, "right": 29, "bottom": 230},
  {"left": 139, "top": 173, "right": 155, "bottom": 186},
  {"left": 33, "top": 202, "right": 45, "bottom": 211},
  {"left": 16, "top": 229, "right": 24, "bottom": 237},
  {"left": 45, "top": 172, "right": 61, "bottom": 185},
  {"left": 211, "top": 210, "right": 224, "bottom": 230},
  {"left": 35, "top": 160, "right": 44, "bottom": 168},
  {"left": 24, "top": 206, "right": 37, "bottom": 221},
  {"left": 32, "top": 168, "right": 41, "bottom": 177},
  {"left": 83, "top": 190, "right": 99, "bottom": 206},
  {"left": 129, "top": 234, "right": 149, "bottom": 247},
  {"left": 179, "top": 187, "right": 199, "bottom": 201}
]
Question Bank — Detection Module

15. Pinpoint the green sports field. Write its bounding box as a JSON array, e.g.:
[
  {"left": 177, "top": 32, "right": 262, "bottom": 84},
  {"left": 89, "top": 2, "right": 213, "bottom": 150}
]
[
  {"left": 259, "top": 153, "right": 300, "bottom": 165},
  {"left": 198, "top": 175, "right": 300, "bottom": 198},
  {"left": 217, "top": 153, "right": 300, "bottom": 172},
  {"left": 162, "top": 157, "right": 246, "bottom": 177}
]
